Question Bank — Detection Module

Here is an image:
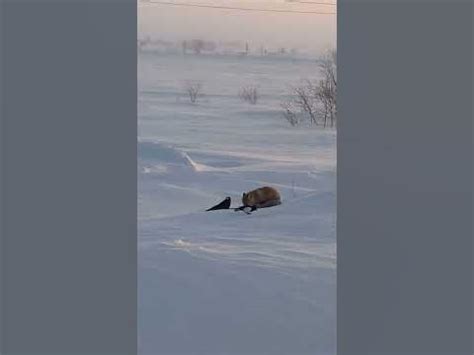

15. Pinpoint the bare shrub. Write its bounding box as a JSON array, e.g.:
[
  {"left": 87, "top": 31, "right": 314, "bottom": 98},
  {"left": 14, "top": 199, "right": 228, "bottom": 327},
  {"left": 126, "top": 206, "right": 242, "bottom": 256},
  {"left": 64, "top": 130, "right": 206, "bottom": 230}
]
[
  {"left": 239, "top": 85, "right": 259, "bottom": 105},
  {"left": 184, "top": 81, "right": 203, "bottom": 103}
]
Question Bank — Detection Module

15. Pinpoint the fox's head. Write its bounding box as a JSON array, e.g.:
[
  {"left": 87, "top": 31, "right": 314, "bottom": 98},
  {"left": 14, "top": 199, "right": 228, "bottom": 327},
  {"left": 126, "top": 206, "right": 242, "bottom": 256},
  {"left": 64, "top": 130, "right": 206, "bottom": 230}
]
[{"left": 242, "top": 192, "right": 253, "bottom": 207}]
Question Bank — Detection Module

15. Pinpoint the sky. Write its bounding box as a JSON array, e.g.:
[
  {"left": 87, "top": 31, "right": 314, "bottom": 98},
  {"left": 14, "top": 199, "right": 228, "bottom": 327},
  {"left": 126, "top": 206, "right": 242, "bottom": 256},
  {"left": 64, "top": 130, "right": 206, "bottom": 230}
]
[{"left": 138, "top": 0, "right": 336, "bottom": 55}]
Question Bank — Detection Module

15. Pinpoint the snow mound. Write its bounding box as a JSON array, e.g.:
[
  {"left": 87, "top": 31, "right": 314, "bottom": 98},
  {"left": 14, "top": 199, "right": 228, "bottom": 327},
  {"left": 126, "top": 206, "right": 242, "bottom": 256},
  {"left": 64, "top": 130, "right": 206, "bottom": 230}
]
[{"left": 138, "top": 141, "right": 195, "bottom": 169}]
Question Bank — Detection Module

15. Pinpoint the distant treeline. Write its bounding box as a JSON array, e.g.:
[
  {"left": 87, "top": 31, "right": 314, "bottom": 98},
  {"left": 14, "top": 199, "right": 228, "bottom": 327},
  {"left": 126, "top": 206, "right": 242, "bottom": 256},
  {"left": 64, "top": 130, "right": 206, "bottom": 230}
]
[{"left": 137, "top": 37, "right": 301, "bottom": 57}]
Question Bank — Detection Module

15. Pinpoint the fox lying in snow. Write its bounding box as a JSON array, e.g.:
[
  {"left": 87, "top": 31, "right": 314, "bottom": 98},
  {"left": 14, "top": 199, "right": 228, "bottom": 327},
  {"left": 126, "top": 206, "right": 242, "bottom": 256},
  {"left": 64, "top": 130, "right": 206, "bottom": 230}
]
[{"left": 236, "top": 186, "right": 281, "bottom": 213}]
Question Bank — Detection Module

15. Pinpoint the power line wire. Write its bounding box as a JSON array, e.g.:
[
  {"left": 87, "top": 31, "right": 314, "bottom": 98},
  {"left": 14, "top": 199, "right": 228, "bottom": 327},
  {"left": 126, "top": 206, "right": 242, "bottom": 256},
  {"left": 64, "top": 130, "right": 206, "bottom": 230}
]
[
  {"left": 142, "top": 1, "right": 336, "bottom": 15},
  {"left": 286, "top": 0, "right": 336, "bottom": 6}
]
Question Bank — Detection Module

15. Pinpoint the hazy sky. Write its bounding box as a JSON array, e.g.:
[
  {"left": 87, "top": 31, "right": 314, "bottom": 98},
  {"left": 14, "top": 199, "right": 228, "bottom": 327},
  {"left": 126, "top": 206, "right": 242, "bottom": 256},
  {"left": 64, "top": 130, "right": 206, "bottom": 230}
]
[{"left": 138, "top": 0, "right": 336, "bottom": 54}]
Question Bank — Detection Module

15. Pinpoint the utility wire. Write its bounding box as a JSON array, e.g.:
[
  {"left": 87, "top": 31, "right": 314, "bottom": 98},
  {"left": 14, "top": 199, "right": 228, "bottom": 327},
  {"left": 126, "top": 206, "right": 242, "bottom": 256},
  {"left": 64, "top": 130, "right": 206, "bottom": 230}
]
[
  {"left": 286, "top": 0, "right": 336, "bottom": 5},
  {"left": 142, "top": 1, "right": 336, "bottom": 15}
]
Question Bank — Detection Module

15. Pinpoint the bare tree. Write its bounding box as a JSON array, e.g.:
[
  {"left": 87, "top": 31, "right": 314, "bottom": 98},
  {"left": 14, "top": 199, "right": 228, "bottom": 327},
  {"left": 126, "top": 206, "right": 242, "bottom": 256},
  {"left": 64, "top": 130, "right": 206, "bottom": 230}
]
[
  {"left": 184, "top": 81, "right": 203, "bottom": 103},
  {"left": 293, "top": 80, "right": 319, "bottom": 125},
  {"left": 281, "top": 80, "right": 318, "bottom": 126},
  {"left": 187, "top": 39, "right": 216, "bottom": 54},
  {"left": 239, "top": 85, "right": 259, "bottom": 105},
  {"left": 281, "top": 49, "right": 337, "bottom": 127},
  {"left": 281, "top": 100, "right": 300, "bottom": 126},
  {"left": 189, "top": 39, "right": 205, "bottom": 54},
  {"left": 316, "top": 49, "right": 337, "bottom": 127}
]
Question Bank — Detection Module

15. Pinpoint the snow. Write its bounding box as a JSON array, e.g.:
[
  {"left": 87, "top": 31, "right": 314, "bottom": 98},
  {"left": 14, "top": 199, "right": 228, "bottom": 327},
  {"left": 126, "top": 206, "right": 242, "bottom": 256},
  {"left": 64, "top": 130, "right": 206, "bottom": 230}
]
[{"left": 138, "top": 52, "right": 336, "bottom": 355}]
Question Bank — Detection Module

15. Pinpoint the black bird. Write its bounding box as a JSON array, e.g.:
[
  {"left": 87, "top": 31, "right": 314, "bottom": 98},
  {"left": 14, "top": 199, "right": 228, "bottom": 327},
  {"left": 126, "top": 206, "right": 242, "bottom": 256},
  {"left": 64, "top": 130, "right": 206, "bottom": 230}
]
[{"left": 206, "top": 197, "right": 231, "bottom": 211}]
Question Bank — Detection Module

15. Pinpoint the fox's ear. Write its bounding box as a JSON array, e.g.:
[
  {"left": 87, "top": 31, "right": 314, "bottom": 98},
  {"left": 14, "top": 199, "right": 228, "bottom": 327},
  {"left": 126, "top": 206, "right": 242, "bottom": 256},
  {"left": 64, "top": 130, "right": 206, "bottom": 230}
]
[{"left": 242, "top": 193, "right": 246, "bottom": 197}]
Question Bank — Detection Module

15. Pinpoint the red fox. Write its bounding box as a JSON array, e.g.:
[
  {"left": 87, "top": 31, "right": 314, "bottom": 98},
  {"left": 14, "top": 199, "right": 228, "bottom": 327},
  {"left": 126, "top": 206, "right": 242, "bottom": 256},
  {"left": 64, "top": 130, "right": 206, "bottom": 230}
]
[{"left": 241, "top": 186, "right": 281, "bottom": 211}]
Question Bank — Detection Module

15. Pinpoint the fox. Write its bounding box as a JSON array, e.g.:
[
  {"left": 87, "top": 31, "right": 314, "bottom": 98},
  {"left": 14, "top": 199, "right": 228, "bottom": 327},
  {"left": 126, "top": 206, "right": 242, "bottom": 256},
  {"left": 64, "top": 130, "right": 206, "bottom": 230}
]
[{"left": 236, "top": 186, "right": 282, "bottom": 213}]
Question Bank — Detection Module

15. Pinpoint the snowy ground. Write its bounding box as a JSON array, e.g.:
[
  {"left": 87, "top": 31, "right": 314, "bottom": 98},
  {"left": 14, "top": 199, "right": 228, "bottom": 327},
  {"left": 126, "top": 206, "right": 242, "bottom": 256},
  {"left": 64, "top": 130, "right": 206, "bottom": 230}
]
[{"left": 138, "top": 52, "right": 336, "bottom": 355}]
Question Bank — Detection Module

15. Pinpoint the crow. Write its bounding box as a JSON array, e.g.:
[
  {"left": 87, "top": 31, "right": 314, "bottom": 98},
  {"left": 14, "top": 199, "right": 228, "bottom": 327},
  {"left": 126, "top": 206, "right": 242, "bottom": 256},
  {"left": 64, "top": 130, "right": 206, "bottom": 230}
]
[{"left": 206, "top": 197, "right": 231, "bottom": 211}]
